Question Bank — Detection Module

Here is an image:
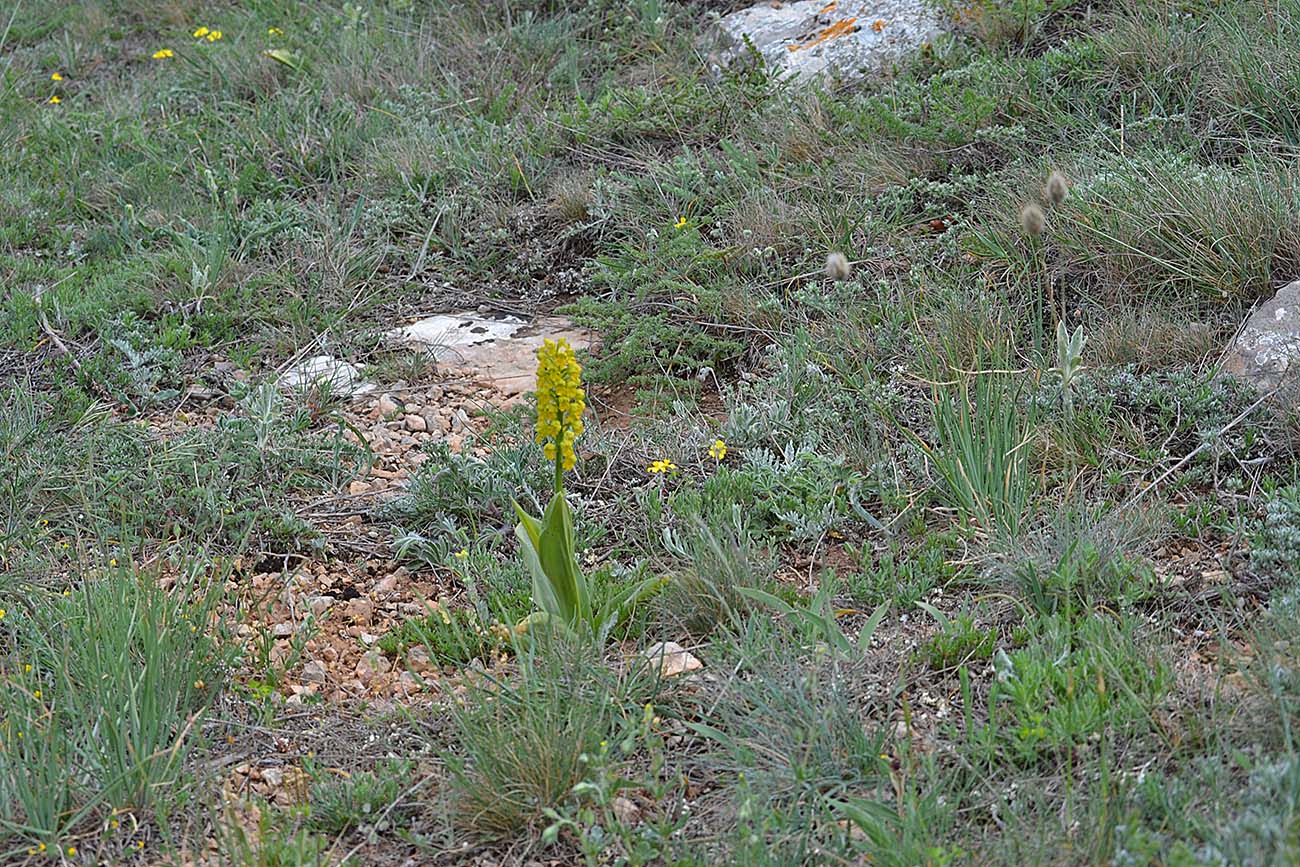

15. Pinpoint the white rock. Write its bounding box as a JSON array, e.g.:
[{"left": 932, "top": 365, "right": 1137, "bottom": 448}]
[
  {"left": 1223, "top": 280, "right": 1300, "bottom": 395},
  {"left": 403, "top": 414, "right": 427, "bottom": 432},
  {"left": 386, "top": 312, "right": 591, "bottom": 396},
  {"left": 377, "top": 394, "right": 403, "bottom": 417},
  {"left": 642, "top": 641, "right": 704, "bottom": 678},
  {"left": 278, "top": 355, "right": 375, "bottom": 397},
  {"left": 712, "top": 0, "right": 944, "bottom": 83}
]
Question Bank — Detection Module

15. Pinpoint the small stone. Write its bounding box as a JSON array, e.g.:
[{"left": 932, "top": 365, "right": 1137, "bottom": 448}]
[
  {"left": 261, "top": 767, "right": 284, "bottom": 788},
  {"left": 403, "top": 414, "right": 427, "bottom": 432},
  {"left": 348, "top": 598, "right": 374, "bottom": 624},
  {"left": 272, "top": 623, "right": 295, "bottom": 638},
  {"left": 377, "top": 394, "right": 402, "bottom": 417},
  {"left": 355, "top": 650, "right": 392, "bottom": 679},
  {"left": 612, "top": 796, "right": 641, "bottom": 826},
  {"left": 307, "top": 595, "right": 335, "bottom": 617},
  {"left": 301, "top": 660, "right": 328, "bottom": 684},
  {"left": 374, "top": 574, "right": 401, "bottom": 595},
  {"left": 348, "top": 480, "right": 370, "bottom": 495},
  {"left": 406, "top": 645, "right": 435, "bottom": 675},
  {"left": 642, "top": 641, "right": 704, "bottom": 678}
]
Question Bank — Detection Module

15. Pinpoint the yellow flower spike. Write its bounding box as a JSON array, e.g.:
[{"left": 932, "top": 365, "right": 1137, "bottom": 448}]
[
  {"left": 51, "top": 72, "right": 63, "bottom": 81},
  {"left": 533, "top": 338, "right": 586, "bottom": 483},
  {"left": 151, "top": 48, "right": 174, "bottom": 59},
  {"left": 193, "top": 26, "right": 209, "bottom": 37},
  {"left": 708, "top": 438, "right": 728, "bottom": 461}
]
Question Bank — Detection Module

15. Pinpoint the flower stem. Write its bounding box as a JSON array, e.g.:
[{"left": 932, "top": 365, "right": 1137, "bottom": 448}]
[{"left": 553, "top": 430, "right": 565, "bottom": 494}]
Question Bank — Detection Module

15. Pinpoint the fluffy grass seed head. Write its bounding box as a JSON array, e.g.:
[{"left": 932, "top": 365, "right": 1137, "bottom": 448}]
[
  {"left": 825, "top": 251, "right": 852, "bottom": 281},
  {"left": 1020, "top": 203, "right": 1045, "bottom": 238},
  {"left": 1045, "top": 171, "right": 1069, "bottom": 207},
  {"left": 534, "top": 338, "right": 585, "bottom": 472}
]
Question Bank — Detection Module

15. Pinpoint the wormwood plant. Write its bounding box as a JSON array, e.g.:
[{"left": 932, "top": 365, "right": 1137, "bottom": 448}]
[
  {"left": 514, "top": 340, "right": 658, "bottom": 642},
  {"left": 1054, "top": 320, "right": 1086, "bottom": 421}
]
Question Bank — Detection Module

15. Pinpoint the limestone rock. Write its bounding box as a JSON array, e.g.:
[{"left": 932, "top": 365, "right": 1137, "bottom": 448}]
[
  {"left": 278, "top": 355, "right": 374, "bottom": 398},
  {"left": 642, "top": 641, "right": 704, "bottom": 678},
  {"left": 1223, "top": 281, "right": 1300, "bottom": 395},
  {"left": 386, "top": 312, "right": 592, "bottom": 396},
  {"left": 712, "top": 0, "right": 944, "bottom": 82}
]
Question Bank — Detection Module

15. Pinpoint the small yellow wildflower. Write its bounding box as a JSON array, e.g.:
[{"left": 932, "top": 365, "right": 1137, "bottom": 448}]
[
  {"left": 193, "top": 27, "right": 209, "bottom": 37},
  {"left": 206, "top": 30, "right": 223, "bottom": 42},
  {"left": 674, "top": 216, "right": 687, "bottom": 229},
  {"left": 109, "top": 558, "right": 118, "bottom": 567},
  {"left": 268, "top": 27, "right": 284, "bottom": 37},
  {"left": 193, "top": 679, "right": 205, "bottom": 690},
  {"left": 534, "top": 338, "right": 585, "bottom": 473},
  {"left": 24, "top": 664, "right": 31, "bottom": 673},
  {"left": 0, "top": 608, "right": 6, "bottom": 620},
  {"left": 708, "top": 438, "right": 728, "bottom": 461},
  {"left": 51, "top": 72, "right": 63, "bottom": 81},
  {"left": 32, "top": 690, "right": 41, "bottom": 699},
  {"left": 152, "top": 49, "right": 174, "bottom": 59},
  {"left": 137, "top": 840, "right": 145, "bottom": 849},
  {"left": 111, "top": 819, "right": 120, "bottom": 829},
  {"left": 67, "top": 847, "right": 76, "bottom": 856},
  {"left": 453, "top": 549, "right": 468, "bottom": 559},
  {"left": 47, "top": 95, "right": 60, "bottom": 104},
  {"left": 648, "top": 459, "right": 677, "bottom": 474}
]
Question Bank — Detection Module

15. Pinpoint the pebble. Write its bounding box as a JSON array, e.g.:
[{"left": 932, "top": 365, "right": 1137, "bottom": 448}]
[
  {"left": 301, "top": 660, "right": 328, "bottom": 683},
  {"left": 403, "top": 414, "right": 427, "bottom": 432},
  {"left": 348, "top": 598, "right": 375, "bottom": 624}
]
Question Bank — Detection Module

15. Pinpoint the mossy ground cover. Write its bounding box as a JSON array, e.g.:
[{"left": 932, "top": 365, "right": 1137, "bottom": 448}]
[{"left": 3, "top": 0, "right": 1300, "bottom": 863}]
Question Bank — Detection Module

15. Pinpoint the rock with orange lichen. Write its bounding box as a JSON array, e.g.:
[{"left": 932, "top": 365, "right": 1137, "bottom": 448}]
[{"left": 711, "top": 0, "right": 943, "bottom": 82}]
